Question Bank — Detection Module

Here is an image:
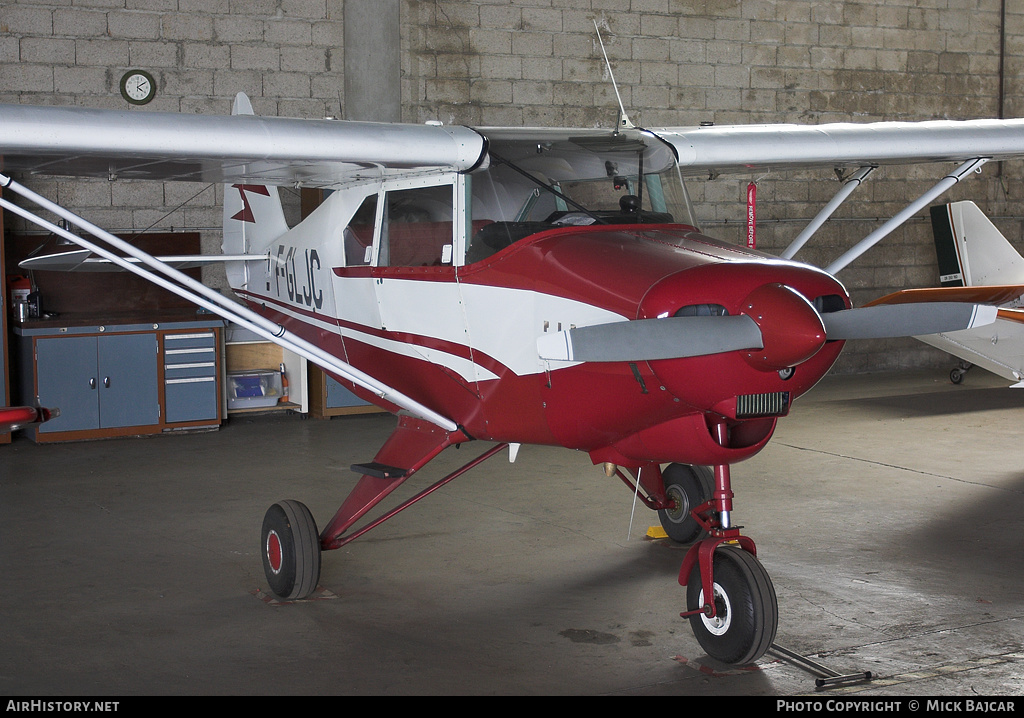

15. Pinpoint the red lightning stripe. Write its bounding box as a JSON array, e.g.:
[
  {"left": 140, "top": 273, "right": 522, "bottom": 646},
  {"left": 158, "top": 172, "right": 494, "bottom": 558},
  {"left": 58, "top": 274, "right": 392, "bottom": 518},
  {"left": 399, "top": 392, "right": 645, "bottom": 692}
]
[{"left": 231, "top": 184, "right": 271, "bottom": 223}]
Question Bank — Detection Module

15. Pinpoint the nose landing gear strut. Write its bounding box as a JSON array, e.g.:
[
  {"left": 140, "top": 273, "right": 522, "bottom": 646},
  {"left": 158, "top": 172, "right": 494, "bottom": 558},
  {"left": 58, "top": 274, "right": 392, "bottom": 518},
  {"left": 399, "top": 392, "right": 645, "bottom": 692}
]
[{"left": 678, "top": 422, "right": 778, "bottom": 665}]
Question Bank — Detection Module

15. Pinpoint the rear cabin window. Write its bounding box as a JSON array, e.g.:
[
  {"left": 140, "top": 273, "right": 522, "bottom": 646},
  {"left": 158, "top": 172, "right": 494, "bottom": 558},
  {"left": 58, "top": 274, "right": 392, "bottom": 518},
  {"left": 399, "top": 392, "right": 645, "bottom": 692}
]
[{"left": 344, "top": 194, "right": 377, "bottom": 266}]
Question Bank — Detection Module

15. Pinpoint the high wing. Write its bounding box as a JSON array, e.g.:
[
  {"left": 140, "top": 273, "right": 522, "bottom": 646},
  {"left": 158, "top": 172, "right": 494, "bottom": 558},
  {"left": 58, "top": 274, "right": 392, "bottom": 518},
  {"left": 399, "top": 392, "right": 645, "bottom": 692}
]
[
  {"left": 3, "top": 99, "right": 1024, "bottom": 189},
  {"left": 649, "top": 119, "right": 1024, "bottom": 176},
  {"left": 0, "top": 95, "right": 488, "bottom": 187},
  {"left": 475, "top": 119, "right": 1024, "bottom": 178}
]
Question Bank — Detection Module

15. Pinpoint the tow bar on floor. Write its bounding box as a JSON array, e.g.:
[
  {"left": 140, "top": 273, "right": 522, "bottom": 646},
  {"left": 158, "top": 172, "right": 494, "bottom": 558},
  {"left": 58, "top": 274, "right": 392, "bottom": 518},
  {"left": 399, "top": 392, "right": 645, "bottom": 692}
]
[{"left": 770, "top": 643, "right": 873, "bottom": 689}]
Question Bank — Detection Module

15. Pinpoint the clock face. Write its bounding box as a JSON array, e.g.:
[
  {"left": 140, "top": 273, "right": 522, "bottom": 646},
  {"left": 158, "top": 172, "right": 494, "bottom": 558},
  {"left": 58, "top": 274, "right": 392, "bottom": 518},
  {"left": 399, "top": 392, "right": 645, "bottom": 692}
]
[{"left": 120, "top": 70, "right": 155, "bottom": 105}]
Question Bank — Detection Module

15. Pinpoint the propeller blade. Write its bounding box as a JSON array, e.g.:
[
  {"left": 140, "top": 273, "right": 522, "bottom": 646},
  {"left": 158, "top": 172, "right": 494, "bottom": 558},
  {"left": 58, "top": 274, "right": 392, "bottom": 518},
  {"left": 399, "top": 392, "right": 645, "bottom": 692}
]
[
  {"left": 537, "top": 314, "right": 763, "bottom": 362},
  {"left": 821, "top": 302, "right": 998, "bottom": 340}
]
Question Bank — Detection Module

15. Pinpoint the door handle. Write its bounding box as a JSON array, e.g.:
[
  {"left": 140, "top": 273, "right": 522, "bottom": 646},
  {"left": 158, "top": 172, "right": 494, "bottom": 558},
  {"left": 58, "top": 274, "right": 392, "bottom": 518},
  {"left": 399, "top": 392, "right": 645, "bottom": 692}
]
[
  {"left": 103, "top": 377, "right": 110, "bottom": 389},
  {"left": 89, "top": 378, "right": 96, "bottom": 390}
]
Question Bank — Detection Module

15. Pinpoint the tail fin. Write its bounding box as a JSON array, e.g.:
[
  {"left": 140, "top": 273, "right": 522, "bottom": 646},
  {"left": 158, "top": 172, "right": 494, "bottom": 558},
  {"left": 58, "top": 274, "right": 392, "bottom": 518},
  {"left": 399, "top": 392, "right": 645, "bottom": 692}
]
[
  {"left": 222, "top": 93, "right": 289, "bottom": 258},
  {"left": 930, "top": 200, "right": 1024, "bottom": 287}
]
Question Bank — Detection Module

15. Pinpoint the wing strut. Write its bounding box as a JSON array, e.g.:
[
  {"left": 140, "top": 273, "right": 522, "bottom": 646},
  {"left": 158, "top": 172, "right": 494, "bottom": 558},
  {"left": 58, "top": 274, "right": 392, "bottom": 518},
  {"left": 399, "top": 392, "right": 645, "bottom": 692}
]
[
  {"left": 781, "top": 165, "right": 875, "bottom": 260},
  {"left": 0, "top": 173, "right": 458, "bottom": 433},
  {"left": 824, "top": 157, "right": 988, "bottom": 275}
]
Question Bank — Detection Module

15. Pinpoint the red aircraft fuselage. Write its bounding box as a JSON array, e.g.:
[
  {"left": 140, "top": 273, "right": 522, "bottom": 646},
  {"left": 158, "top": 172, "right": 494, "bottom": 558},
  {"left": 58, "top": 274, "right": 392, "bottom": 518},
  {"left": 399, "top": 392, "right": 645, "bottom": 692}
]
[{"left": 261, "top": 222, "right": 849, "bottom": 471}]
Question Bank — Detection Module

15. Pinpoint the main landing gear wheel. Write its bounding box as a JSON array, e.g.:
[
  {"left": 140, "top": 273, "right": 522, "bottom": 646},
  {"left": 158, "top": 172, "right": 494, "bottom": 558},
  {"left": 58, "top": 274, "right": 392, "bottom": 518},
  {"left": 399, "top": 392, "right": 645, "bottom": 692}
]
[
  {"left": 658, "top": 463, "right": 714, "bottom": 544},
  {"left": 261, "top": 500, "right": 321, "bottom": 600},
  {"left": 685, "top": 545, "right": 778, "bottom": 665}
]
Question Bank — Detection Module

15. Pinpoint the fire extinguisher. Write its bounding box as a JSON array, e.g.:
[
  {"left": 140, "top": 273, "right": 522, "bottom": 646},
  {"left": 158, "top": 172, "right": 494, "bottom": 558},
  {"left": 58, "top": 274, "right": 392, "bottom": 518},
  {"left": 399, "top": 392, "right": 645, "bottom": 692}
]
[
  {"left": 9, "top": 275, "right": 30, "bottom": 306},
  {"left": 8, "top": 275, "right": 31, "bottom": 320},
  {"left": 279, "top": 363, "right": 289, "bottom": 404}
]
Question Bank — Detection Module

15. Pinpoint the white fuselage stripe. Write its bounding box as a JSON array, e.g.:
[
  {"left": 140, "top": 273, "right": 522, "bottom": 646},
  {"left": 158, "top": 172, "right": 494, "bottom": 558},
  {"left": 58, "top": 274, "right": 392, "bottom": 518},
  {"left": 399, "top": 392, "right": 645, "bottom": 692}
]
[{"left": 248, "top": 279, "right": 625, "bottom": 384}]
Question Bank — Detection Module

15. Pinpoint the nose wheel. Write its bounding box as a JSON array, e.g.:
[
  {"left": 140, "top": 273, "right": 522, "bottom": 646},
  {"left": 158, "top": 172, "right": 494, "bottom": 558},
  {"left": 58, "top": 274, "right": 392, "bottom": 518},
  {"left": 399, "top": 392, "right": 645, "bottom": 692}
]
[
  {"left": 676, "top": 445, "right": 778, "bottom": 665},
  {"left": 684, "top": 544, "right": 778, "bottom": 665}
]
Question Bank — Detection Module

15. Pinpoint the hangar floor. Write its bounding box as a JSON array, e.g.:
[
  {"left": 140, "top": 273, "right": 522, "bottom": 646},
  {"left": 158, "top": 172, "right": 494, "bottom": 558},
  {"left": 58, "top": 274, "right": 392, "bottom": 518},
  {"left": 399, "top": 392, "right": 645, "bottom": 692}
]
[{"left": 2, "top": 369, "right": 1023, "bottom": 696}]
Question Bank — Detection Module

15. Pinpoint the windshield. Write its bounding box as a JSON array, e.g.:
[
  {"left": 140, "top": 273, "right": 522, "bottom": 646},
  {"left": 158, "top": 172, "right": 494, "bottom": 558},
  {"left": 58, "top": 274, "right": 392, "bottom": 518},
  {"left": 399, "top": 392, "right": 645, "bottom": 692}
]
[
  {"left": 466, "top": 130, "right": 698, "bottom": 263},
  {"left": 521, "top": 166, "right": 695, "bottom": 224}
]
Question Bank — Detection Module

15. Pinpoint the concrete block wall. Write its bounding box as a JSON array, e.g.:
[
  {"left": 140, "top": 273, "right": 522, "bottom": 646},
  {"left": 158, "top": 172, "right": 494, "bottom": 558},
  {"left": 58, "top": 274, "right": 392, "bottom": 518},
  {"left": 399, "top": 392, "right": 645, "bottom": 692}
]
[{"left": 2, "top": 0, "right": 1023, "bottom": 374}]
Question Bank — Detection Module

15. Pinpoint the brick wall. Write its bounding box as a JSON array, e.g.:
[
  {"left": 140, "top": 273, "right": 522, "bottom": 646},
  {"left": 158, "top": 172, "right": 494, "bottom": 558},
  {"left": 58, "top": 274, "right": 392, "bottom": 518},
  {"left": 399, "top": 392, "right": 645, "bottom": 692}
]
[{"left": 2, "top": 0, "right": 1023, "bottom": 374}]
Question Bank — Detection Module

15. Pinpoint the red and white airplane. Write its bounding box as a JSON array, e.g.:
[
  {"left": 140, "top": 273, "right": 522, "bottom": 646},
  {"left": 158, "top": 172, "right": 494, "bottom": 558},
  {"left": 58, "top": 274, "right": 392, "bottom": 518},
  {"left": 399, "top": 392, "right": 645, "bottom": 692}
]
[{"left": 2, "top": 94, "right": 1024, "bottom": 665}]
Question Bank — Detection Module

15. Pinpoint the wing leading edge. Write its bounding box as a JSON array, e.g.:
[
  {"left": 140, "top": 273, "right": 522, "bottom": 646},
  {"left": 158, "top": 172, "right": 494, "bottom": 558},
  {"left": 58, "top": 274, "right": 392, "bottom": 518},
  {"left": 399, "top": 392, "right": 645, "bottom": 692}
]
[
  {"left": 0, "top": 96, "right": 488, "bottom": 188},
  {"left": 4, "top": 99, "right": 1024, "bottom": 187},
  {"left": 651, "top": 118, "right": 1024, "bottom": 176}
]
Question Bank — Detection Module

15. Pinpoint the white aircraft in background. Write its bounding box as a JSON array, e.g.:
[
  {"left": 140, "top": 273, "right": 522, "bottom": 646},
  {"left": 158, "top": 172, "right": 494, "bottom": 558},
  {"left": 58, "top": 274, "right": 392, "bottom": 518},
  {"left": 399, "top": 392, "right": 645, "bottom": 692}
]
[
  {"left": 1, "top": 94, "right": 1023, "bottom": 666},
  {"left": 916, "top": 200, "right": 1024, "bottom": 386}
]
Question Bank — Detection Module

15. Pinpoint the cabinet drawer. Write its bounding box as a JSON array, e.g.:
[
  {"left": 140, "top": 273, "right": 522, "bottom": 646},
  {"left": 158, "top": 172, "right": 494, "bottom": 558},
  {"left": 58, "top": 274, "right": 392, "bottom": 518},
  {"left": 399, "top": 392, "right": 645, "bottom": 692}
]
[
  {"left": 164, "top": 346, "right": 217, "bottom": 365},
  {"left": 163, "top": 330, "right": 217, "bottom": 378},
  {"left": 165, "top": 362, "right": 217, "bottom": 381},
  {"left": 164, "top": 331, "right": 217, "bottom": 350},
  {"left": 165, "top": 376, "right": 218, "bottom": 423}
]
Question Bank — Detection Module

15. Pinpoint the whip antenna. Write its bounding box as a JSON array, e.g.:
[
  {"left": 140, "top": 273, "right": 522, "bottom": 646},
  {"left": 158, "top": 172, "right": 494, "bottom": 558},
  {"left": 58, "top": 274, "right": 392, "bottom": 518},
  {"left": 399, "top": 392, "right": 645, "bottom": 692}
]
[{"left": 594, "top": 20, "right": 634, "bottom": 130}]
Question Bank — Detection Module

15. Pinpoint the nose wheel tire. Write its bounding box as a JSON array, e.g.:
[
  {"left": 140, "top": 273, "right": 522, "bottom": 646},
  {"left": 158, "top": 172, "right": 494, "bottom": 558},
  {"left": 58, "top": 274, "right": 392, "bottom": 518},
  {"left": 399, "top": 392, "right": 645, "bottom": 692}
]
[
  {"left": 261, "top": 500, "right": 322, "bottom": 600},
  {"left": 658, "top": 463, "right": 714, "bottom": 544},
  {"left": 685, "top": 545, "right": 778, "bottom": 665}
]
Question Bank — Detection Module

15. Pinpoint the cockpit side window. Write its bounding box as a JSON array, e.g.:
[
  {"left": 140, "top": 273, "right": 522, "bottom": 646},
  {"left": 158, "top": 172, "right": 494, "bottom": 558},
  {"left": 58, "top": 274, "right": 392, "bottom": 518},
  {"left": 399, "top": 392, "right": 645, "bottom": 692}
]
[{"left": 378, "top": 184, "right": 455, "bottom": 267}]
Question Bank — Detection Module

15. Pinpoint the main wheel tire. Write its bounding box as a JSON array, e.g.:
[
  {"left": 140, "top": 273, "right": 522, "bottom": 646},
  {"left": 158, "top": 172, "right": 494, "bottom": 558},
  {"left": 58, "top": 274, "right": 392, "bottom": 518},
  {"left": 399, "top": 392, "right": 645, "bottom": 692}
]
[
  {"left": 685, "top": 545, "right": 778, "bottom": 665},
  {"left": 261, "top": 500, "right": 322, "bottom": 600},
  {"left": 658, "top": 463, "right": 714, "bottom": 544}
]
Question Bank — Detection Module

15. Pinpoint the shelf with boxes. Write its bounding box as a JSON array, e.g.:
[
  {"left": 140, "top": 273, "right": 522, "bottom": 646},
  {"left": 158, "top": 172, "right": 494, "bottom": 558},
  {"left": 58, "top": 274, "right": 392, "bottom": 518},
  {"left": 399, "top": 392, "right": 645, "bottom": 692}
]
[
  {"left": 223, "top": 323, "right": 383, "bottom": 419},
  {"left": 224, "top": 323, "right": 307, "bottom": 414}
]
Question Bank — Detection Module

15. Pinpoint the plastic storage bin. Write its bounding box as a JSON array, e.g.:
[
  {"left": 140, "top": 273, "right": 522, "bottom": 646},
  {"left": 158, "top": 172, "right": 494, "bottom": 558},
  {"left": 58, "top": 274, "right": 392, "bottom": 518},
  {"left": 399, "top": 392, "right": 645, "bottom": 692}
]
[{"left": 227, "top": 370, "right": 283, "bottom": 409}]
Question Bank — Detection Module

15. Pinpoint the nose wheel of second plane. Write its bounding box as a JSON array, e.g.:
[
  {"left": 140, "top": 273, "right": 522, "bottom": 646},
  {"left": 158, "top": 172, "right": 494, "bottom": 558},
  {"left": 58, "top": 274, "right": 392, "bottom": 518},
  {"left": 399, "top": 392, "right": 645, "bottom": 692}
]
[{"left": 685, "top": 545, "right": 778, "bottom": 665}]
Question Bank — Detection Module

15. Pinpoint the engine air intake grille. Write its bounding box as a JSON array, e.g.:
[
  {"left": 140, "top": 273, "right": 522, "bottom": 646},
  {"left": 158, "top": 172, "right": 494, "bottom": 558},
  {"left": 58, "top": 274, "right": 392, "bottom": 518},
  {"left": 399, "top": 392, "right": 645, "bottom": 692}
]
[{"left": 736, "top": 391, "right": 790, "bottom": 418}]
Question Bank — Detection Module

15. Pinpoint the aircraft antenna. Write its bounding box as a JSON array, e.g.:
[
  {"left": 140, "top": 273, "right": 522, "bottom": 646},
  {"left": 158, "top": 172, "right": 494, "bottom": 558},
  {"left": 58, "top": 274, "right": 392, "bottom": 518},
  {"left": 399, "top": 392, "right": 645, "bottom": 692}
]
[{"left": 594, "top": 20, "right": 634, "bottom": 131}]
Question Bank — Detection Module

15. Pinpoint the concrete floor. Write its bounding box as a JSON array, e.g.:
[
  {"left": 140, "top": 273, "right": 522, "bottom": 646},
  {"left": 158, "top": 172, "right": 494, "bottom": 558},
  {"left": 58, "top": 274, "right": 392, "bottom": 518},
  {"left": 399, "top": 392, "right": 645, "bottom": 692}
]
[{"left": 2, "top": 369, "right": 1023, "bottom": 696}]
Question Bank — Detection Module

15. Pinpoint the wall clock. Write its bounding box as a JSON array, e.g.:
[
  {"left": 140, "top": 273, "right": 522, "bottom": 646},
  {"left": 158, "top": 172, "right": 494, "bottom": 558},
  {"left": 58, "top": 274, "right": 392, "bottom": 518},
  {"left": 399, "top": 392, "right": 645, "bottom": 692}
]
[{"left": 119, "top": 70, "right": 156, "bottom": 105}]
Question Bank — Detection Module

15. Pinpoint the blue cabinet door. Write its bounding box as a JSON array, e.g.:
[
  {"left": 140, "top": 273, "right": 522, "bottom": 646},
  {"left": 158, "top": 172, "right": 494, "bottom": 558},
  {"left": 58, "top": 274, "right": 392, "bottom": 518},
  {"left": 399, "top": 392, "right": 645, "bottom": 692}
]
[
  {"left": 37, "top": 336, "right": 101, "bottom": 433},
  {"left": 37, "top": 333, "right": 159, "bottom": 433},
  {"left": 97, "top": 333, "right": 159, "bottom": 428}
]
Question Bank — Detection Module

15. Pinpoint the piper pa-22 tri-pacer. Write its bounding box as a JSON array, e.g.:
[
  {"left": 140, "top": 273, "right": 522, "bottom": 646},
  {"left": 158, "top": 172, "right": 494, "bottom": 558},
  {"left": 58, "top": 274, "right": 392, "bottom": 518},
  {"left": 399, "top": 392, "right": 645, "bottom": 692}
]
[{"left": 3, "top": 94, "right": 1024, "bottom": 665}]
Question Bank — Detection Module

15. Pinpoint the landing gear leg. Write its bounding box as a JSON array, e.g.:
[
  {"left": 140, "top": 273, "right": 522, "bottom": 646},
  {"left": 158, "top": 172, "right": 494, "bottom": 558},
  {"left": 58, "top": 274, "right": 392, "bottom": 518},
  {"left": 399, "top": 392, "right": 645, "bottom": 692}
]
[{"left": 677, "top": 421, "right": 778, "bottom": 664}]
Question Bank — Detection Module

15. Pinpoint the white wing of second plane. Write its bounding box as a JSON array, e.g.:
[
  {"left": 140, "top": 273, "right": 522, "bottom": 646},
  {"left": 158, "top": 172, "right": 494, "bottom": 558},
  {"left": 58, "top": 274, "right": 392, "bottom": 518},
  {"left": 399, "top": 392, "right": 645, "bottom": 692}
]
[
  {"left": 866, "top": 286, "right": 1024, "bottom": 386},
  {"left": 914, "top": 311, "right": 1024, "bottom": 387}
]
